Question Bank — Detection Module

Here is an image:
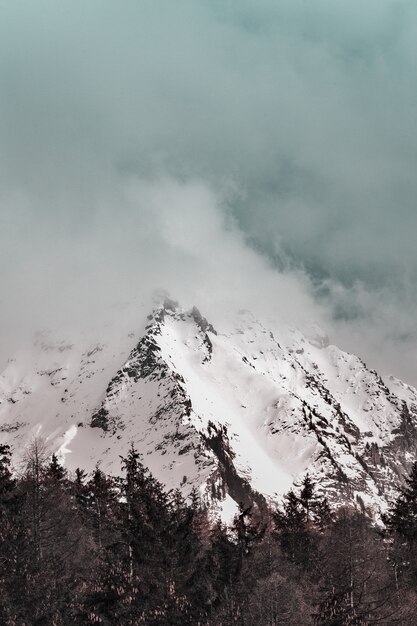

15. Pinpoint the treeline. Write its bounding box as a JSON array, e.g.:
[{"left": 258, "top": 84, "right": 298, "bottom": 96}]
[{"left": 1, "top": 442, "right": 417, "bottom": 625}]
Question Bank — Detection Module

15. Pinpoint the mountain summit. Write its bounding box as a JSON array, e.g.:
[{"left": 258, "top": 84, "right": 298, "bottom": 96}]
[{"left": 1, "top": 298, "right": 416, "bottom": 518}]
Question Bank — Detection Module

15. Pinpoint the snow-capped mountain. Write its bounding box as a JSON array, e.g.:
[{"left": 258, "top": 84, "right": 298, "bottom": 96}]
[{"left": 1, "top": 298, "right": 417, "bottom": 518}]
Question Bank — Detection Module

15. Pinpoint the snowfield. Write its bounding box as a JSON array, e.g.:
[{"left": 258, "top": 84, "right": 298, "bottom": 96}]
[{"left": 1, "top": 298, "right": 417, "bottom": 515}]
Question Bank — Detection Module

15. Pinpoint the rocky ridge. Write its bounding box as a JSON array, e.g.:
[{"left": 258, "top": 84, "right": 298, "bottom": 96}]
[{"left": 1, "top": 298, "right": 417, "bottom": 519}]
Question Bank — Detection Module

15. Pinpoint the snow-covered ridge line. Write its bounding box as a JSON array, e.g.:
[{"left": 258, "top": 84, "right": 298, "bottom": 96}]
[{"left": 1, "top": 298, "right": 417, "bottom": 518}]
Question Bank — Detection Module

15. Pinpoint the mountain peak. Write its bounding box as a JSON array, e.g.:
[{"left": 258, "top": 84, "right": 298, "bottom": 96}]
[{"left": 1, "top": 301, "right": 417, "bottom": 518}]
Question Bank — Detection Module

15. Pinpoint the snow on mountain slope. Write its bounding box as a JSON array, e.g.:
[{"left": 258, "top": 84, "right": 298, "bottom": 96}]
[{"left": 1, "top": 298, "right": 417, "bottom": 515}]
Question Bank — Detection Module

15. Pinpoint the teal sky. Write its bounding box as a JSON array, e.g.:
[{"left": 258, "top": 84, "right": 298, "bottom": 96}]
[{"left": 1, "top": 1, "right": 417, "bottom": 380}]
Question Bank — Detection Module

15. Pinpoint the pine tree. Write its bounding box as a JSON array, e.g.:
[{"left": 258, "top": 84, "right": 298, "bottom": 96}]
[
  {"left": 121, "top": 444, "right": 171, "bottom": 618},
  {"left": 299, "top": 473, "right": 332, "bottom": 531},
  {"left": 300, "top": 474, "right": 315, "bottom": 522},
  {"left": 0, "top": 444, "right": 14, "bottom": 498},
  {"left": 384, "top": 462, "right": 417, "bottom": 543},
  {"left": 87, "top": 465, "right": 118, "bottom": 551},
  {"left": 274, "top": 490, "right": 314, "bottom": 567},
  {"left": 314, "top": 497, "right": 333, "bottom": 532},
  {"left": 85, "top": 444, "right": 174, "bottom": 624},
  {"left": 382, "top": 461, "right": 417, "bottom": 598},
  {"left": 46, "top": 453, "right": 67, "bottom": 482},
  {"left": 0, "top": 443, "right": 21, "bottom": 624},
  {"left": 73, "top": 467, "right": 89, "bottom": 510}
]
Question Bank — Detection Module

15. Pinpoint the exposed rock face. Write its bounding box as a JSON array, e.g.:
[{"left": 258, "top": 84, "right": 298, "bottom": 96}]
[{"left": 1, "top": 298, "right": 417, "bottom": 517}]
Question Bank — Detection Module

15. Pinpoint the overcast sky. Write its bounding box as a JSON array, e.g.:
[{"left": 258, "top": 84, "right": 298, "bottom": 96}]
[{"left": 1, "top": 1, "right": 417, "bottom": 381}]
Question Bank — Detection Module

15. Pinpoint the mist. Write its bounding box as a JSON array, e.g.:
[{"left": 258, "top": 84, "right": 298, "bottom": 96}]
[{"left": 1, "top": 1, "right": 417, "bottom": 382}]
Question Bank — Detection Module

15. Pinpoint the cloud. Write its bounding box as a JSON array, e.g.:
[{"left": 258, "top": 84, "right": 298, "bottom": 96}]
[
  {"left": 0, "top": 1, "right": 417, "bottom": 381},
  {"left": 0, "top": 173, "right": 328, "bottom": 339}
]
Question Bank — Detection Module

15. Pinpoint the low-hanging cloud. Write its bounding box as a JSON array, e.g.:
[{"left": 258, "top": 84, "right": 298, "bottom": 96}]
[{"left": 1, "top": 0, "right": 417, "bottom": 382}]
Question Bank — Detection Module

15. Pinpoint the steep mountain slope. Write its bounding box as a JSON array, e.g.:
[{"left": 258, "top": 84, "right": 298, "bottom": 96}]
[{"left": 1, "top": 298, "right": 417, "bottom": 517}]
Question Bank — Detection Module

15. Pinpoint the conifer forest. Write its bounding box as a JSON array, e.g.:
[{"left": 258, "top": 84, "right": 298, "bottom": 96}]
[{"left": 1, "top": 442, "right": 417, "bottom": 625}]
